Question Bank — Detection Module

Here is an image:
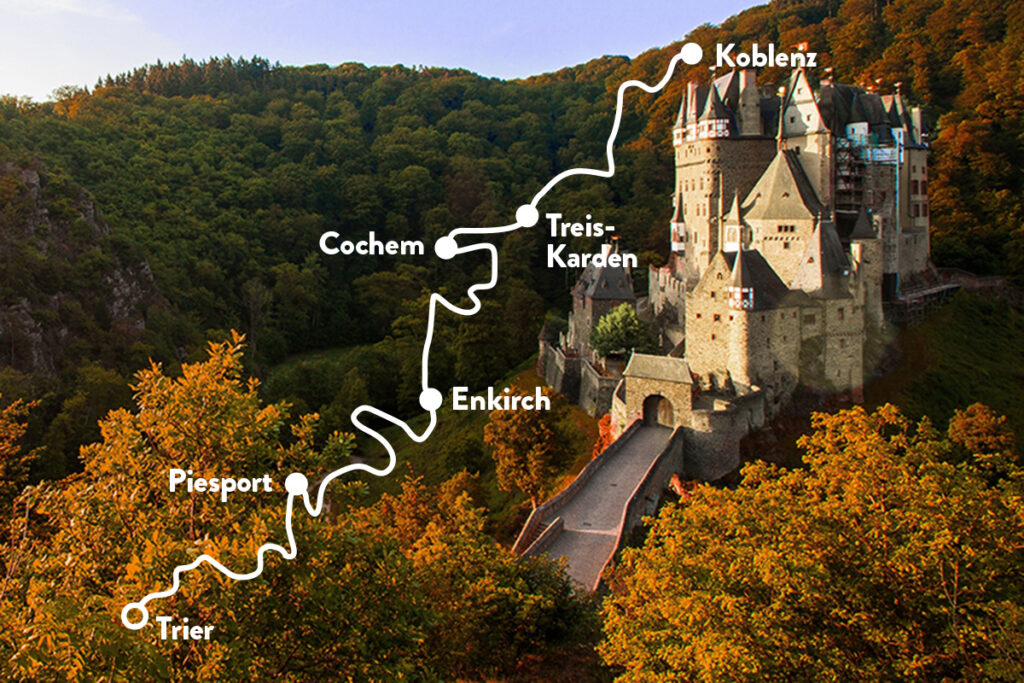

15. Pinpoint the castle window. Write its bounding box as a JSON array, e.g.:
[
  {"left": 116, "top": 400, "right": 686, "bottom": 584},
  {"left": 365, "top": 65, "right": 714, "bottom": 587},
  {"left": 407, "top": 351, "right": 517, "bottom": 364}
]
[
  {"left": 783, "top": 242, "right": 791, "bottom": 249},
  {"left": 922, "top": 204, "right": 928, "bottom": 217},
  {"left": 911, "top": 180, "right": 919, "bottom": 194},
  {"left": 913, "top": 204, "right": 920, "bottom": 217},
  {"left": 717, "top": 273, "right": 723, "bottom": 280},
  {"left": 803, "top": 314, "right": 816, "bottom": 324},
  {"left": 789, "top": 116, "right": 795, "bottom": 123},
  {"left": 696, "top": 313, "right": 702, "bottom": 319},
  {"left": 711, "top": 334, "right": 716, "bottom": 340},
  {"left": 840, "top": 339, "right": 846, "bottom": 348},
  {"left": 710, "top": 291, "right": 716, "bottom": 298},
  {"left": 922, "top": 180, "right": 928, "bottom": 193},
  {"left": 729, "top": 315, "right": 734, "bottom": 321},
  {"left": 774, "top": 360, "right": 779, "bottom": 371},
  {"left": 714, "top": 314, "right": 721, "bottom": 322},
  {"left": 838, "top": 308, "right": 845, "bottom": 321},
  {"left": 761, "top": 315, "right": 766, "bottom": 322}
]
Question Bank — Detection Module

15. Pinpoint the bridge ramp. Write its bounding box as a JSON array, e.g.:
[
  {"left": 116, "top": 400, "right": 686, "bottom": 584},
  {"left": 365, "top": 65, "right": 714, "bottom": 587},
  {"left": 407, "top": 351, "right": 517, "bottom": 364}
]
[{"left": 541, "top": 424, "right": 672, "bottom": 590}]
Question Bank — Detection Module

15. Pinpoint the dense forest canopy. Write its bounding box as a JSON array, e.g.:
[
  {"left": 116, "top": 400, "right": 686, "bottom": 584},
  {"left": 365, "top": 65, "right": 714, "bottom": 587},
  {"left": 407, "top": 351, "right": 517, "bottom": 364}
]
[
  {"left": 0, "top": 0, "right": 1022, "bottom": 677},
  {"left": 0, "top": 0, "right": 1019, "bottom": 514}
]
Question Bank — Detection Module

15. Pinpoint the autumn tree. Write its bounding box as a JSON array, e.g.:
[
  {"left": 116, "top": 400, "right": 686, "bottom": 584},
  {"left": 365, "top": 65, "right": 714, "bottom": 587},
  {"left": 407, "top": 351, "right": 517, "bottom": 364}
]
[
  {"left": 601, "top": 404, "right": 1024, "bottom": 680},
  {"left": 0, "top": 336, "right": 586, "bottom": 679},
  {"left": 483, "top": 385, "right": 567, "bottom": 508},
  {"left": 0, "top": 395, "right": 35, "bottom": 515}
]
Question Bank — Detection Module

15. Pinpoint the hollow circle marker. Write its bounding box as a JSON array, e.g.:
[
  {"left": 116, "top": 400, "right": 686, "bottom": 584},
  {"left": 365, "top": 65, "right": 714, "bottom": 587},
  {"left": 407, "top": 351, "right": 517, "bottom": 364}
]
[{"left": 121, "top": 603, "right": 149, "bottom": 630}]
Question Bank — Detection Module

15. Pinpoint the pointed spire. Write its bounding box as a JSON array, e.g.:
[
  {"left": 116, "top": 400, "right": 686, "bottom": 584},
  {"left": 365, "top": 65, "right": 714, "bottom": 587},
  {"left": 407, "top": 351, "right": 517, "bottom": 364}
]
[
  {"left": 699, "top": 85, "right": 730, "bottom": 122},
  {"left": 730, "top": 249, "right": 748, "bottom": 288},
  {"left": 850, "top": 206, "right": 875, "bottom": 240},
  {"left": 777, "top": 83, "right": 786, "bottom": 150},
  {"left": 674, "top": 88, "right": 687, "bottom": 129},
  {"left": 672, "top": 197, "right": 684, "bottom": 223},
  {"left": 718, "top": 171, "right": 725, "bottom": 218},
  {"left": 726, "top": 190, "right": 741, "bottom": 224}
]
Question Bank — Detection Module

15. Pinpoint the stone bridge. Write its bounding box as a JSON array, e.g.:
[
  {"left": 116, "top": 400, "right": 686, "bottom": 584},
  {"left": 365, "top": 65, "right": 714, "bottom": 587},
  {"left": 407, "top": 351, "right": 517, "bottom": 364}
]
[{"left": 513, "top": 420, "right": 684, "bottom": 592}]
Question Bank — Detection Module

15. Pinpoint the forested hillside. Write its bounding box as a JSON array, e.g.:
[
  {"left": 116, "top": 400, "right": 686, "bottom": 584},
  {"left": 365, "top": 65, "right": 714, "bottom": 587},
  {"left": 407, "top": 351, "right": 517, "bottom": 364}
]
[
  {"left": 1, "top": 0, "right": 1023, "bottom": 678},
  {"left": 0, "top": 0, "right": 1021, "bottom": 483}
]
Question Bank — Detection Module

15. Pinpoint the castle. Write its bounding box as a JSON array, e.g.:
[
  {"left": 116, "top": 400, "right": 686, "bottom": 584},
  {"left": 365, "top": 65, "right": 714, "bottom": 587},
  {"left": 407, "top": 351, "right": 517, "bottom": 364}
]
[{"left": 539, "top": 66, "right": 951, "bottom": 480}]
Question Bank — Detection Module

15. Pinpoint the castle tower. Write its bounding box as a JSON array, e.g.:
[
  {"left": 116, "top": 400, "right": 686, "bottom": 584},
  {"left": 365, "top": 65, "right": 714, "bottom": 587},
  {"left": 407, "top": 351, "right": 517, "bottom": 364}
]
[
  {"left": 671, "top": 71, "right": 776, "bottom": 283},
  {"left": 780, "top": 69, "right": 833, "bottom": 212},
  {"left": 566, "top": 243, "right": 635, "bottom": 360},
  {"left": 849, "top": 207, "right": 884, "bottom": 329}
]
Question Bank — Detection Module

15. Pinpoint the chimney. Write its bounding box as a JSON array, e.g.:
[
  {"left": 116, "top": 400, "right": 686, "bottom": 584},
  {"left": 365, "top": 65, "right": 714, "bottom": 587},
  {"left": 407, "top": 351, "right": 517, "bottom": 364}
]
[
  {"left": 737, "top": 69, "right": 760, "bottom": 136},
  {"left": 686, "top": 81, "right": 699, "bottom": 122},
  {"left": 911, "top": 106, "right": 923, "bottom": 144}
]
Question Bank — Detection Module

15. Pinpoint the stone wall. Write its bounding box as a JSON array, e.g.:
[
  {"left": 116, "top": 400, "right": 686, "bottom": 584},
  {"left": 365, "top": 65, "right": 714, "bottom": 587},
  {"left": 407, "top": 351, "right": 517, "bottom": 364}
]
[
  {"left": 538, "top": 341, "right": 580, "bottom": 403},
  {"left": 685, "top": 390, "right": 764, "bottom": 481},
  {"left": 579, "top": 361, "right": 618, "bottom": 416},
  {"left": 613, "top": 426, "right": 686, "bottom": 555}
]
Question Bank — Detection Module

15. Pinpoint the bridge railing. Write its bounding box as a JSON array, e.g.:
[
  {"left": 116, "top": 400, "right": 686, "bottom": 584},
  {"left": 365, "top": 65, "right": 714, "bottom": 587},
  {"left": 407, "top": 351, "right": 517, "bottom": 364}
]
[
  {"left": 521, "top": 517, "right": 564, "bottom": 558},
  {"left": 512, "top": 420, "right": 645, "bottom": 555},
  {"left": 608, "top": 426, "right": 686, "bottom": 566}
]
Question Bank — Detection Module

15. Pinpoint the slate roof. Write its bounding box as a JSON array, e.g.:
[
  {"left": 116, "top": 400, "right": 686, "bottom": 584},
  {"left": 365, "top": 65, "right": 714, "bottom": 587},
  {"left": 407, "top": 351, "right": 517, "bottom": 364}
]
[
  {"left": 789, "top": 220, "right": 852, "bottom": 297},
  {"left": 849, "top": 207, "right": 876, "bottom": 240},
  {"left": 741, "top": 149, "right": 824, "bottom": 221},
  {"left": 723, "top": 250, "right": 792, "bottom": 310},
  {"left": 712, "top": 70, "right": 741, "bottom": 110},
  {"left": 623, "top": 353, "right": 692, "bottom": 384},
  {"left": 572, "top": 245, "right": 635, "bottom": 301},
  {"left": 699, "top": 85, "right": 732, "bottom": 122}
]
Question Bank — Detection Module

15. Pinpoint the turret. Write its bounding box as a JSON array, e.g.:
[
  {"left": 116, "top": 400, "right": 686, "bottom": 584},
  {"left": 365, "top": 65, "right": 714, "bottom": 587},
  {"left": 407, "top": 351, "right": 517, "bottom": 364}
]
[
  {"left": 721, "top": 191, "right": 744, "bottom": 253},
  {"left": 697, "top": 86, "right": 732, "bottom": 139},
  {"left": 727, "top": 249, "right": 755, "bottom": 311},
  {"left": 849, "top": 207, "right": 884, "bottom": 328}
]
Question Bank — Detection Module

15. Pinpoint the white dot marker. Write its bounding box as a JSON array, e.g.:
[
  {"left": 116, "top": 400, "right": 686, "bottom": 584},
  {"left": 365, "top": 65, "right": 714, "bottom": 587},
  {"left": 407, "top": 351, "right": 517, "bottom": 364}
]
[
  {"left": 681, "top": 42, "right": 703, "bottom": 65},
  {"left": 121, "top": 603, "right": 149, "bottom": 630},
  {"left": 419, "top": 388, "right": 443, "bottom": 412},
  {"left": 434, "top": 236, "right": 458, "bottom": 260},
  {"left": 515, "top": 204, "right": 539, "bottom": 227},
  {"left": 284, "top": 472, "right": 308, "bottom": 495}
]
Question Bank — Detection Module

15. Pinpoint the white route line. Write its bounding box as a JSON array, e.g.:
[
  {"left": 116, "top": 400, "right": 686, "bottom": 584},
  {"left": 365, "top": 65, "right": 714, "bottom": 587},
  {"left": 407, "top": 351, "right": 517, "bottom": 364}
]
[{"left": 121, "top": 46, "right": 690, "bottom": 631}]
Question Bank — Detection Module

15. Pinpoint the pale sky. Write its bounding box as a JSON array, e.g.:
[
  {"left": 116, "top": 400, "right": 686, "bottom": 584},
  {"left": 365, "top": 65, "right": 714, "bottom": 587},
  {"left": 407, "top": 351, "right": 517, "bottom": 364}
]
[{"left": 0, "top": 0, "right": 753, "bottom": 101}]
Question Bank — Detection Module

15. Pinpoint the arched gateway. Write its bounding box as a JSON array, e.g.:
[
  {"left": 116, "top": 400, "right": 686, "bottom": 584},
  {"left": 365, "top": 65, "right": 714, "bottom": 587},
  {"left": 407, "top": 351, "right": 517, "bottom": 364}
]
[
  {"left": 642, "top": 394, "right": 674, "bottom": 426},
  {"left": 614, "top": 353, "right": 693, "bottom": 431}
]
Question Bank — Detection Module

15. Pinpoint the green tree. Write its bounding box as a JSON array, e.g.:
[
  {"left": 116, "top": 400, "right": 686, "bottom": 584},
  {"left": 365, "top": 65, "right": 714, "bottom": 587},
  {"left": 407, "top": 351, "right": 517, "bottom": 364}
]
[
  {"left": 601, "top": 404, "right": 1024, "bottom": 680},
  {"left": 590, "top": 303, "right": 655, "bottom": 357}
]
